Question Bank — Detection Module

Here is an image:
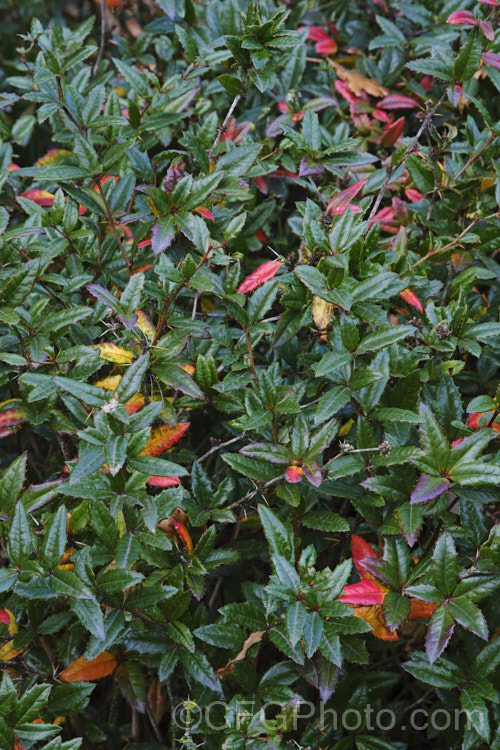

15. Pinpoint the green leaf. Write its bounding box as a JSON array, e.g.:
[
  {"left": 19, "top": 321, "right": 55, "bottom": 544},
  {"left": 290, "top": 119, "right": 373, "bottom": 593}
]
[
  {"left": 448, "top": 596, "right": 488, "bottom": 640},
  {"left": 301, "top": 511, "right": 349, "bottom": 532},
  {"left": 286, "top": 601, "right": 307, "bottom": 647},
  {"left": 454, "top": 28, "right": 482, "bottom": 81},
  {"left": 113, "top": 57, "right": 150, "bottom": 97},
  {"left": 97, "top": 569, "right": 145, "bottom": 594},
  {"left": 258, "top": 505, "right": 294, "bottom": 560},
  {"left": 48, "top": 683, "right": 95, "bottom": 715},
  {"left": 69, "top": 449, "right": 106, "bottom": 487},
  {"left": 356, "top": 325, "right": 414, "bottom": 354},
  {"left": 104, "top": 435, "right": 128, "bottom": 476},
  {"left": 128, "top": 455, "right": 188, "bottom": 477},
  {"left": 41, "top": 505, "right": 67, "bottom": 569},
  {"left": 49, "top": 570, "right": 94, "bottom": 600},
  {"left": 8, "top": 500, "right": 33, "bottom": 565},
  {"left": 116, "top": 353, "right": 150, "bottom": 403},
  {"left": 433, "top": 531, "right": 458, "bottom": 596},
  {"left": 382, "top": 592, "right": 410, "bottom": 631}
]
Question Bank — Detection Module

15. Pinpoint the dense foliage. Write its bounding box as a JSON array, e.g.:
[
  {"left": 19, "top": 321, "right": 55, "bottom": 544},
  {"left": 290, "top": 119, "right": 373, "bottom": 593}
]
[{"left": 1, "top": 0, "right": 500, "bottom": 748}]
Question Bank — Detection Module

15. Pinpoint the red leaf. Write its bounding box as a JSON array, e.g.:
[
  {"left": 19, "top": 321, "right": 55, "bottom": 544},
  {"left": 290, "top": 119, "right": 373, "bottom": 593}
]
[
  {"left": 125, "top": 394, "right": 145, "bottom": 415},
  {"left": 237, "top": 260, "right": 283, "bottom": 294},
  {"left": 405, "top": 188, "right": 424, "bottom": 202},
  {"left": 479, "top": 20, "right": 495, "bottom": 40},
  {"left": 315, "top": 38, "right": 338, "bottom": 55},
  {"left": 446, "top": 10, "right": 478, "bottom": 25},
  {"left": 399, "top": 288, "right": 423, "bottom": 313},
  {"left": 482, "top": 51, "right": 500, "bottom": 70},
  {"left": 351, "top": 534, "right": 378, "bottom": 579},
  {"left": 327, "top": 180, "right": 365, "bottom": 215},
  {"left": 140, "top": 423, "right": 189, "bottom": 457},
  {"left": 478, "top": 0, "right": 497, "bottom": 4},
  {"left": 0, "top": 609, "right": 11, "bottom": 624},
  {"left": 138, "top": 239, "right": 152, "bottom": 248},
  {"left": 146, "top": 476, "right": 181, "bottom": 487},
  {"left": 467, "top": 411, "right": 500, "bottom": 433},
  {"left": 380, "top": 116, "right": 405, "bottom": 147},
  {"left": 307, "top": 26, "right": 331, "bottom": 42},
  {"left": 339, "top": 579, "right": 387, "bottom": 605},
  {"left": 59, "top": 652, "right": 117, "bottom": 682},
  {"left": 285, "top": 464, "right": 303, "bottom": 483},
  {"left": 377, "top": 94, "right": 420, "bottom": 109},
  {"left": 252, "top": 176, "right": 269, "bottom": 195},
  {"left": 18, "top": 190, "right": 55, "bottom": 206},
  {"left": 255, "top": 229, "right": 268, "bottom": 242},
  {"left": 173, "top": 521, "right": 193, "bottom": 554},
  {"left": 193, "top": 206, "right": 214, "bottom": 221}
]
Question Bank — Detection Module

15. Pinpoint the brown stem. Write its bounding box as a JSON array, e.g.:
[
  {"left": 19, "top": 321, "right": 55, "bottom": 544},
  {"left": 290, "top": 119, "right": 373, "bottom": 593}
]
[
  {"left": 210, "top": 71, "right": 247, "bottom": 156},
  {"left": 244, "top": 327, "right": 258, "bottom": 386},
  {"left": 455, "top": 132, "right": 496, "bottom": 180},
  {"left": 91, "top": 0, "right": 107, "bottom": 80},
  {"left": 96, "top": 179, "right": 132, "bottom": 276},
  {"left": 365, "top": 92, "right": 447, "bottom": 232},
  {"left": 412, "top": 211, "right": 500, "bottom": 268}
]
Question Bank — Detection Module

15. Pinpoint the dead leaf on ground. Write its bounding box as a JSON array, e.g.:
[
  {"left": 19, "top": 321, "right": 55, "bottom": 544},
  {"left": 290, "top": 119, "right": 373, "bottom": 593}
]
[
  {"left": 217, "top": 630, "right": 266, "bottom": 676},
  {"left": 329, "top": 62, "right": 389, "bottom": 98}
]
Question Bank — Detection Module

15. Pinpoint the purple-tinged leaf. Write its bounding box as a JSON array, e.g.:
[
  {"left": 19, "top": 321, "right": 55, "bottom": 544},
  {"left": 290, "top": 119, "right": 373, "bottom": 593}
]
[
  {"left": 299, "top": 157, "right": 324, "bottom": 177},
  {"left": 302, "top": 461, "right": 323, "bottom": 487},
  {"left": 240, "top": 442, "right": 290, "bottom": 464},
  {"left": 396, "top": 501, "right": 423, "bottom": 547},
  {"left": 426, "top": 605, "right": 455, "bottom": 664},
  {"left": 151, "top": 217, "right": 175, "bottom": 256},
  {"left": 87, "top": 284, "right": 119, "bottom": 312},
  {"left": 299, "top": 653, "right": 340, "bottom": 702},
  {"left": 411, "top": 474, "right": 450, "bottom": 504},
  {"left": 118, "top": 313, "right": 139, "bottom": 331}
]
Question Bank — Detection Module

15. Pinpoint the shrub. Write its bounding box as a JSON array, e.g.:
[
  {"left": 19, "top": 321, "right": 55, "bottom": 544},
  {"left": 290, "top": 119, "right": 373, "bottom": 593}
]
[{"left": 1, "top": 1, "right": 500, "bottom": 748}]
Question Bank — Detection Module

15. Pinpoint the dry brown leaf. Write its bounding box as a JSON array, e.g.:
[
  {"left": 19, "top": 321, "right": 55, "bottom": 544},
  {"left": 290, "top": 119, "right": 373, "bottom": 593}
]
[
  {"left": 157, "top": 508, "right": 189, "bottom": 538},
  {"left": 217, "top": 630, "right": 266, "bottom": 676},
  {"left": 312, "top": 296, "right": 335, "bottom": 331},
  {"left": 330, "top": 62, "right": 389, "bottom": 98}
]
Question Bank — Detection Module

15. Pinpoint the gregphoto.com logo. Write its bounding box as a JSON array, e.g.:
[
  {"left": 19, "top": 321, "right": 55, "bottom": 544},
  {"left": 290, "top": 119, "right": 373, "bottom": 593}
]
[{"left": 172, "top": 700, "right": 486, "bottom": 735}]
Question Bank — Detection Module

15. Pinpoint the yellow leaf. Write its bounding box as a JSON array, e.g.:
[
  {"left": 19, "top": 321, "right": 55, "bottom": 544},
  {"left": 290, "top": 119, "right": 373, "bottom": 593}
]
[
  {"left": 330, "top": 61, "right": 389, "bottom": 98},
  {"left": 94, "top": 375, "right": 122, "bottom": 391},
  {"left": 0, "top": 609, "right": 24, "bottom": 661},
  {"left": 94, "top": 343, "right": 134, "bottom": 364},
  {"left": 135, "top": 311, "right": 155, "bottom": 341},
  {"left": 338, "top": 419, "right": 354, "bottom": 437},
  {"left": 312, "top": 296, "right": 334, "bottom": 331}
]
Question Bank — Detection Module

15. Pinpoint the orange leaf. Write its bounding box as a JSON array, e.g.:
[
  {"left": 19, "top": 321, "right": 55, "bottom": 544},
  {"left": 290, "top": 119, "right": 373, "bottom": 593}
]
[
  {"left": 140, "top": 423, "right": 189, "bottom": 457},
  {"left": 59, "top": 651, "right": 117, "bottom": 683},
  {"left": 408, "top": 599, "right": 438, "bottom": 619},
  {"left": 399, "top": 288, "right": 423, "bottom": 313},
  {"left": 173, "top": 522, "right": 194, "bottom": 554},
  {"left": 125, "top": 394, "right": 145, "bottom": 414},
  {"left": 237, "top": 260, "right": 283, "bottom": 294},
  {"left": 352, "top": 605, "right": 398, "bottom": 641}
]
